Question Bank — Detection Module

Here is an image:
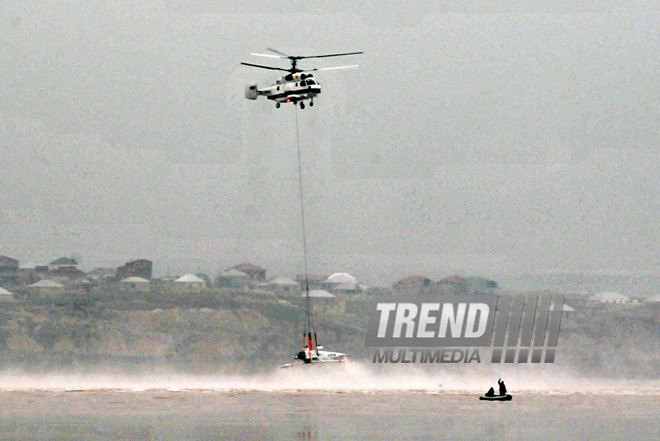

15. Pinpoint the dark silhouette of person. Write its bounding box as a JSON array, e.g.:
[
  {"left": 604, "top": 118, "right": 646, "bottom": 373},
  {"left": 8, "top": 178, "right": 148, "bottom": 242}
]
[
  {"left": 485, "top": 387, "right": 495, "bottom": 397},
  {"left": 498, "top": 378, "right": 507, "bottom": 395},
  {"left": 297, "top": 351, "right": 312, "bottom": 363}
]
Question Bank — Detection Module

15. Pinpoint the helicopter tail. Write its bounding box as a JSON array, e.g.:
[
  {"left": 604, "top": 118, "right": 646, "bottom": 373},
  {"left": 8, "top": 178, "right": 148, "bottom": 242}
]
[{"left": 245, "top": 84, "right": 259, "bottom": 100}]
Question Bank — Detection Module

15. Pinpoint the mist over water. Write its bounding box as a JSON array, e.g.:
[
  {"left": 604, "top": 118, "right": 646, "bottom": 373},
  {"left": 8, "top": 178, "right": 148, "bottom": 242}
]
[{"left": 1, "top": 363, "right": 658, "bottom": 394}]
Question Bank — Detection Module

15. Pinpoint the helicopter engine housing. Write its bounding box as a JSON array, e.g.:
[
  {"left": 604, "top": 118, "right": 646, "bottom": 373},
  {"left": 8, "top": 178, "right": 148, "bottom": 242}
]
[{"left": 245, "top": 84, "right": 259, "bottom": 100}]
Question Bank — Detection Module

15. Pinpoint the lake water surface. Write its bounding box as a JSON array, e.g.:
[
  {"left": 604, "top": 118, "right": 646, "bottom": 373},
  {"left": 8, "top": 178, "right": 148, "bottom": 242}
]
[{"left": 0, "top": 389, "right": 658, "bottom": 441}]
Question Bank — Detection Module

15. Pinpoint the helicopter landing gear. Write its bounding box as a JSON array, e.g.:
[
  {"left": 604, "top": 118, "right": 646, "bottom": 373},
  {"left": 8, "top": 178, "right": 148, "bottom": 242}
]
[
  {"left": 275, "top": 103, "right": 280, "bottom": 109},
  {"left": 309, "top": 100, "right": 314, "bottom": 107},
  {"left": 300, "top": 102, "right": 305, "bottom": 109}
]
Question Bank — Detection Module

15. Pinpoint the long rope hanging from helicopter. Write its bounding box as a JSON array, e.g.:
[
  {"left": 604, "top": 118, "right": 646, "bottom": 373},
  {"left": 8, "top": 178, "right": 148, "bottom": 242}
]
[
  {"left": 294, "top": 105, "right": 314, "bottom": 342},
  {"left": 241, "top": 48, "right": 362, "bottom": 361}
]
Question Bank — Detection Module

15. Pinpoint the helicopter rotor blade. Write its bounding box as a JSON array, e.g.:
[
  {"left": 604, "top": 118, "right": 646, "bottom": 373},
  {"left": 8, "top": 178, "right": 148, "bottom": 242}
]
[
  {"left": 306, "top": 64, "right": 359, "bottom": 72},
  {"left": 240, "top": 62, "right": 290, "bottom": 72},
  {"left": 267, "top": 48, "right": 291, "bottom": 57},
  {"left": 251, "top": 53, "right": 286, "bottom": 59},
  {"left": 298, "top": 51, "right": 363, "bottom": 60}
]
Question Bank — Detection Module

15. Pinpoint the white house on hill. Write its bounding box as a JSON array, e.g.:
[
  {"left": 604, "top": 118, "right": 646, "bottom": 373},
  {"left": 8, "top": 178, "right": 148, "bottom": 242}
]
[
  {"left": 28, "top": 279, "right": 65, "bottom": 293},
  {"left": 174, "top": 274, "right": 206, "bottom": 292},
  {"left": 589, "top": 292, "right": 629, "bottom": 304},
  {"left": 326, "top": 273, "right": 358, "bottom": 285},
  {"left": 217, "top": 269, "right": 250, "bottom": 288},
  {"left": 120, "top": 276, "right": 150, "bottom": 292},
  {"left": 266, "top": 276, "right": 300, "bottom": 292}
]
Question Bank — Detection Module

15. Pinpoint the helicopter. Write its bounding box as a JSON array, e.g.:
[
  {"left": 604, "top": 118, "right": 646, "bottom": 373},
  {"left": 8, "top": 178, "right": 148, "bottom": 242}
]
[{"left": 241, "top": 48, "right": 362, "bottom": 109}]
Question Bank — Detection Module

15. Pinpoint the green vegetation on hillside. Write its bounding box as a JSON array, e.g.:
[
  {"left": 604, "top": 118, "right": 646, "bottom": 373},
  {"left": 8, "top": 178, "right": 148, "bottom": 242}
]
[{"left": 0, "top": 289, "right": 658, "bottom": 377}]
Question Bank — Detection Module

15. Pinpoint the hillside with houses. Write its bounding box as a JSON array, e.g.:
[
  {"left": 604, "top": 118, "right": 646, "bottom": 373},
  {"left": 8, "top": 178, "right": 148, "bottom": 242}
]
[{"left": 1, "top": 255, "right": 659, "bottom": 376}]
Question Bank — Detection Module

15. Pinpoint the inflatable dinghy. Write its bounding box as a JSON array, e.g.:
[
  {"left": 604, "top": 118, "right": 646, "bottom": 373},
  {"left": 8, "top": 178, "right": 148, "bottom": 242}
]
[{"left": 479, "top": 394, "right": 512, "bottom": 401}]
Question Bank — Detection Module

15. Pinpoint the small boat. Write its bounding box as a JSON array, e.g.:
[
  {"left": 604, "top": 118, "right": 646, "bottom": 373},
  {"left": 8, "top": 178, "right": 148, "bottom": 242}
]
[
  {"left": 279, "top": 293, "right": 349, "bottom": 369},
  {"left": 280, "top": 346, "right": 348, "bottom": 369},
  {"left": 479, "top": 394, "right": 512, "bottom": 401}
]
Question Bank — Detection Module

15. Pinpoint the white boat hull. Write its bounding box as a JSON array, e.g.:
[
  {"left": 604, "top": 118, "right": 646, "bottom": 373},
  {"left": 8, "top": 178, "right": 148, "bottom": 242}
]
[{"left": 280, "top": 359, "right": 348, "bottom": 369}]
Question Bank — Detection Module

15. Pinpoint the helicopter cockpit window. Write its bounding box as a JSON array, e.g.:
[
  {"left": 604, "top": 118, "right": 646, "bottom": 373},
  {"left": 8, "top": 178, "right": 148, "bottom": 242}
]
[{"left": 300, "top": 80, "right": 307, "bottom": 86}]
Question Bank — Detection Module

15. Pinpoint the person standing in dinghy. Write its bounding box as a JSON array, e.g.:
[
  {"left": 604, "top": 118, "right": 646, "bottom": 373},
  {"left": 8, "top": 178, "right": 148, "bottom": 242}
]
[{"left": 498, "top": 379, "right": 507, "bottom": 396}]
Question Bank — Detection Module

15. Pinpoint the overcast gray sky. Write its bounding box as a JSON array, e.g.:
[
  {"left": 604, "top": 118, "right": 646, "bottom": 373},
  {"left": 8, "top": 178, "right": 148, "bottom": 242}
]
[{"left": 1, "top": 2, "right": 658, "bottom": 283}]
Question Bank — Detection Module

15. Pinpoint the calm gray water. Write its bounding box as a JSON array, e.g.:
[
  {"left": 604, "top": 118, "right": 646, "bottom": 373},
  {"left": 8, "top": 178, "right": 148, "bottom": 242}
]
[{"left": 0, "top": 391, "right": 658, "bottom": 441}]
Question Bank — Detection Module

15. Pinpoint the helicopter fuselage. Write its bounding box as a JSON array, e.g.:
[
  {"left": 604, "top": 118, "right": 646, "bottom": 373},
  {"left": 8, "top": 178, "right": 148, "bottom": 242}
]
[{"left": 245, "top": 73, "right": 321, "bottom": 107}]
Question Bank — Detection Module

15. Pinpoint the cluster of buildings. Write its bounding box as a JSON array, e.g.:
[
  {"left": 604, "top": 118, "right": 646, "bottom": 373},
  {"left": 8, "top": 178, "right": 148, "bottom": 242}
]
[
  {"left": 0, "top": 256, "right": 369, "bottom": 297},
  {"left": 0, "top": 255, "right": 155, "bottom": 294},
  {"left": 388, "top": 275, "right": 660, "bottom": 313},
  {"left": 586, "top": 291, "right": 660, "bottom": 304},
  {"left": 2, "top": 255, "right": 660, "bottom": 306},
  {"left": 392, "top": 274, "right": 499, "bottom": 296},
  {"left": 217, "top": 266, "right": 368, "bottom": 298}
]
